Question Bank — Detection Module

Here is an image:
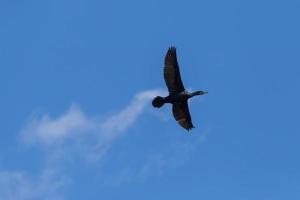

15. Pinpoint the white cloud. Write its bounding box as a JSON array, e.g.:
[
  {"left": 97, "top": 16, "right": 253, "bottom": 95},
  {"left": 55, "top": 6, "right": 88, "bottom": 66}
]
[
  {"left": 0, "top": 169, "right": 70, "bottom": 200},
  {"left": 21, "top": 89, "right": 165, "bottom": 150},
  {"left": 90, "top": 89, "right": 166, "bottom": 161},
  {"left": 19, "top": 89, "right": 166, "bottom": 163},
  {"left": 100, "top": 89, "right": 166, "bottom": 137},
  {"left": 8, "top": 89, "right": 166, "bottom": 198},
  {"left": 7, "top": 88, "right": 208, "bottom": 197},
  {"left": 20, "top": 104, "right": 99, "bottom": 146},
  {"left": 21, "top": 89, "right": 166, "bottom": 165}
]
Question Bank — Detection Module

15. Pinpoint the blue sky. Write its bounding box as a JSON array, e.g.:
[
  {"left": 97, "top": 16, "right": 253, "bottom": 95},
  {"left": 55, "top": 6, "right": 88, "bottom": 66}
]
[{"left": 1, "top": 0, "right": 300, "bottom": 199}]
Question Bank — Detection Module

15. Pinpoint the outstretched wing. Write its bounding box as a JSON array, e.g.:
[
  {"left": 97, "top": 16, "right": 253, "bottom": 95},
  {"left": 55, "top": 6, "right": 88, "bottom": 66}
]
[
  {"left": 164, "top": 47, "right": 185, "bottom": 94},
  {"left": 172, "top": 101, "right": 194, "bottom": 131}
]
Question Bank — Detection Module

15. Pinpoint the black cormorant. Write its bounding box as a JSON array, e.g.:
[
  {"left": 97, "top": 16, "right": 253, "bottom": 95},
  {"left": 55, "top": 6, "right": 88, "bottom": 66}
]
[{"left": 152, "top": 47, "right": 207, "bottom": 131}]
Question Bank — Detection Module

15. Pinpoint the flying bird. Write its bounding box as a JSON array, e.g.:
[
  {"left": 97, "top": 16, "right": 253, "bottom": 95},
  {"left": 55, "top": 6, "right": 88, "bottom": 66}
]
[{"left": 152, "top": 47, "right": 207, "bottom": 131}]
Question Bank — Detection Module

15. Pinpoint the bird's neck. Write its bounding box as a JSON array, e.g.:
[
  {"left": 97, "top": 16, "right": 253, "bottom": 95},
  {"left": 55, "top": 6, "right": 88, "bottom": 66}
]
[{"left": 189, "top": 91, "right": 201, "bottom": 98}]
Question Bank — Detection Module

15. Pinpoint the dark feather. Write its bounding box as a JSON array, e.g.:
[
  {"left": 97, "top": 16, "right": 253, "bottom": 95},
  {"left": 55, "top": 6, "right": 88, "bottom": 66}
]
[
  {"left": 172, "top": 101, "right": 194, "bottom": 131},
  {"left": 164, "top": 47, "right": 185, "bottom": 94}
]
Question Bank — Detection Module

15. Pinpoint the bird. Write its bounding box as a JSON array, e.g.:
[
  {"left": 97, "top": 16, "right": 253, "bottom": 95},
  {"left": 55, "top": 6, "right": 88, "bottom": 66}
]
[{"left": 152, "top": 47, "right": 207, "bottom": 131}]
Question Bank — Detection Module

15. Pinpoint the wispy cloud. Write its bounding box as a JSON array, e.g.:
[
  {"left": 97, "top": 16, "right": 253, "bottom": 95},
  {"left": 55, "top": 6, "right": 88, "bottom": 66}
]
[
  {"left": 3, "top": 88, "right": 208, "bottom": 198},
  {"left": 0, "top": 169, "right": 70, "bottom": 200},
  {"left": 20, "top": 89, "right": 165, "bottom": 162},
  {"left": 91, "top": 89, "right": 166, "bottom": 161},
  {"left": 20, "top": 104, "right": 98, "bottom": 146},
  {"left": 100, "top": 89, "right": 166, "bottom": 136},
  {"left": 4, "top": 89, "right": 166, "bottom": 198}
]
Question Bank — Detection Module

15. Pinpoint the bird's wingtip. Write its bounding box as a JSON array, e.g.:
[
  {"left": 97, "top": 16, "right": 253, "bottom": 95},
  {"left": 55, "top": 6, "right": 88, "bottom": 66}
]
[
  {"left": 186, "top": 125, "right": 195, "bottom": 132},
  {"left": 168, "top": 46, "right": 176, "bottom": 52}
]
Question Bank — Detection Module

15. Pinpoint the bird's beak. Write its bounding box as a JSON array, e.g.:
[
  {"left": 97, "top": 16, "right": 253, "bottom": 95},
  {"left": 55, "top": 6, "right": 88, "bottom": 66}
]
[{"left": 203, "top": 91, "right": 208, "bottom": 95}]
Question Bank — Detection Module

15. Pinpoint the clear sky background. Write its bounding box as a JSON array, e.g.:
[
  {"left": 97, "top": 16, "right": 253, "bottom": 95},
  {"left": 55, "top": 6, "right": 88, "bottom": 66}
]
[{"left": 1, "top": 0, "right": 300, "bottom": 199}]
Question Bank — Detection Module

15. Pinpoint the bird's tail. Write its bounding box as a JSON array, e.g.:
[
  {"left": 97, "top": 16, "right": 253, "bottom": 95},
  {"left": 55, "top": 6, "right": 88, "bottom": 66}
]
[{"left": 152, "top": 96, "right": 165, "bottom": 108}]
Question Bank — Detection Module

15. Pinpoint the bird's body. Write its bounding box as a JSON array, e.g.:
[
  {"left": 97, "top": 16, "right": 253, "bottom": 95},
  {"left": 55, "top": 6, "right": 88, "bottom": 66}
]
[
  {"left": 161, "top": 91, "right": 198, "bottom": 103},
  {"left": 164, "top": 92, "right": 189, "bottom": 103},
  {"left": 152, "top": 47, "right": 207, "bottom": 131}
]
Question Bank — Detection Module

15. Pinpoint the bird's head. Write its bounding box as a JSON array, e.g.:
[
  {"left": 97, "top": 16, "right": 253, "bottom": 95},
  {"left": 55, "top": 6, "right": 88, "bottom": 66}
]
[{"left": 193, "top": 91, "right": 208, "bottom": 96}]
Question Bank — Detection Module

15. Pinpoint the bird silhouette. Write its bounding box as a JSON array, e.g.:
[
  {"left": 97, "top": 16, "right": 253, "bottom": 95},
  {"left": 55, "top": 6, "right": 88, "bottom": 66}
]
[{"left": 152, "top": 47, "right": 207, "bottom": 131}]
